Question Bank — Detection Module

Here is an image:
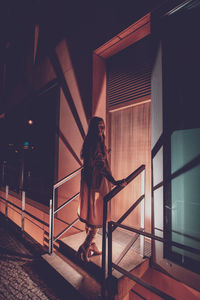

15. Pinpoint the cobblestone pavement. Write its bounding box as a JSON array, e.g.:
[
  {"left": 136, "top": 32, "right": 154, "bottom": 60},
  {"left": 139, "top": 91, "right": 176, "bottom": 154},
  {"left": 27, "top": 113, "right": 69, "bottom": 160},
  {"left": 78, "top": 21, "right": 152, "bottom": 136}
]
[{"left": 0, "top": 214, "right": 84, "bottom": 300}]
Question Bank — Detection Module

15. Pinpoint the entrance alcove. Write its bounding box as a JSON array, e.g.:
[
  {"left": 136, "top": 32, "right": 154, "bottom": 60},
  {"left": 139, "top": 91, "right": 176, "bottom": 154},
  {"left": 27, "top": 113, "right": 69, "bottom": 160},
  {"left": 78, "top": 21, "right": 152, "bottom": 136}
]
[
  {"left": 58, "top": 13, "right": 154, "bottom": 288},
  {"left": 92, "top": 13, "right": 153, "bottom": 233}
]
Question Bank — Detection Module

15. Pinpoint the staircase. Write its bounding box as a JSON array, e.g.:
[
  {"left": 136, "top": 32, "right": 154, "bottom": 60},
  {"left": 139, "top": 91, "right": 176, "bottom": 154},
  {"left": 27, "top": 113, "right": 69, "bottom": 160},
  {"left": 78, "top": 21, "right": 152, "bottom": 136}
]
[
  {"left": 1, "top": 163, "right": 200, "bottom": 299},
  {"left": 59, "top": 228, "right": 149, "bottom": 277},
  {"left": 41, "top": 164, "right": 200, "bottom": 299},
  {"left": 44, "top": 225, "right": 151, "bottom": 299}
]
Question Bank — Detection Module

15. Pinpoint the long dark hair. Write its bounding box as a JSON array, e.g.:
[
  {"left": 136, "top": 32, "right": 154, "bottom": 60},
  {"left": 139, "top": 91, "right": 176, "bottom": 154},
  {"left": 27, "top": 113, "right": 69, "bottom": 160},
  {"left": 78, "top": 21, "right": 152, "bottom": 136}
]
[{"left": 81, "top": 116, "right": 105, "bottom": 161}]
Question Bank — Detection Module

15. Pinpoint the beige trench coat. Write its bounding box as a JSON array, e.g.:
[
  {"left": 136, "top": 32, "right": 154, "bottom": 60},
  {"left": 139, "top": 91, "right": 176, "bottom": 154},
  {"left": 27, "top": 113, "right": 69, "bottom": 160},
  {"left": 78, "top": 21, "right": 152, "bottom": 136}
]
[{"left": 78, "top": 142, "right": 112, "bottom": 228}]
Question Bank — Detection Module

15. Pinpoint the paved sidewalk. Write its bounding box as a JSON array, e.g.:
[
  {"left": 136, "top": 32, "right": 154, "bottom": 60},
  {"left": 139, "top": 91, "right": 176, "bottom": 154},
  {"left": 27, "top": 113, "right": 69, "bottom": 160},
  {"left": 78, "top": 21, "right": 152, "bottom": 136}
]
[{"left": 0, "top": 214, "right": 85, "bottom": 300}]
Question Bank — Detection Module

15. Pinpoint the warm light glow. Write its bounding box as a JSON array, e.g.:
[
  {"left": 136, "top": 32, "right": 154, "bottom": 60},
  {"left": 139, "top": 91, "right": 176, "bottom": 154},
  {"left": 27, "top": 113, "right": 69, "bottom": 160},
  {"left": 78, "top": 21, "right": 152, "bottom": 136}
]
[
  {"left": 94, "top": 13, "right": 151, "bottom": 58},
  {"left": 0, "top": 113, "right": 5, "bottom": 119},
  {"left": 28, "top": 119, "right": 33, "bottom": 125}
]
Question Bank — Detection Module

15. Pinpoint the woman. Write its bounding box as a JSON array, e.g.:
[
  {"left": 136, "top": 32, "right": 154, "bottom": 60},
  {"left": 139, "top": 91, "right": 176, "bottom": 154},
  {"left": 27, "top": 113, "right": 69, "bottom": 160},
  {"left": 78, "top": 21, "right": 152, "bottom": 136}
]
[{"left": 77, "top": 116, "right": 126, "bottom": 263}]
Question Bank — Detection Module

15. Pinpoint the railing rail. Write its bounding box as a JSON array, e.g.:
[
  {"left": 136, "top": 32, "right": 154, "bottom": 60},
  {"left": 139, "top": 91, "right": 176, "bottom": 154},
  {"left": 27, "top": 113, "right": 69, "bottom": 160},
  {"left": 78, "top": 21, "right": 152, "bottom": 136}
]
[
  {"left": 0, "top": 188, "right": 49, "bottom": 228},
  {"left": 53, "top": 167, "right": 82, "bottom": 189},
  {"left": 131, "top": 288, "right": 147, "bottom": 300},
  {"left": 0, "top": 161, "right": 83, "bottom": 255},
  {"left": 108, "top": 221, "right": 178, "bottom": 300},
  {"left": 54, "top": 218, "right": 79, "bottom": 242},
  {"left": 104, "top": 165, "right": 145, "bottom": 203},
  {"left": 112, "top": 264, "right": 175, "bottom": 300},
  {"left": 111, "top": 194, "right": 144, "bottom": 233},
  {"left": 49, "top": 166, "right": 83, "bottom": 253},
  {"left": 54, "top": 192, "right": 80, "bottom": 214},
  {"left": 102, "top": 164, "right": 146, "bottom": 298},
  {"left": 110, "top": 222, "right": 200, "bottom": 255}
]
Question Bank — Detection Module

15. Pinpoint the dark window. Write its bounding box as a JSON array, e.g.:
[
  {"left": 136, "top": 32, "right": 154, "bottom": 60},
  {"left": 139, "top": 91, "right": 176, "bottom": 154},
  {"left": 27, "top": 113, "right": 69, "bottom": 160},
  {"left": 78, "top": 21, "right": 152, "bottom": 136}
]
[{"left": 163, "top": 6, "right": 200, "bottom": 274}]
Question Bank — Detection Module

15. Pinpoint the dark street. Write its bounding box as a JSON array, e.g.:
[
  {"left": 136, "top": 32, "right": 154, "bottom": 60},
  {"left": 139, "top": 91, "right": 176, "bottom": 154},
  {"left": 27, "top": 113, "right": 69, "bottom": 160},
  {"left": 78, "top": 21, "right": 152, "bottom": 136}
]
[{"left": 0, "top": 214, "right": 84, "bottom": 300}]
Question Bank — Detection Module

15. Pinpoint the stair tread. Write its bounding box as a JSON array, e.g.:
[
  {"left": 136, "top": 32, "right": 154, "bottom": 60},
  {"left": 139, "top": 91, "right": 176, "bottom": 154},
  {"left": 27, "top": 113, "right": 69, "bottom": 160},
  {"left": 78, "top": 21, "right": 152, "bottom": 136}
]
[
  {"left": 42, "top": 251, "right": 102, "bottom": 300},
  {"left": 60, "top": 230, "right": 146, "bottom": 280}
]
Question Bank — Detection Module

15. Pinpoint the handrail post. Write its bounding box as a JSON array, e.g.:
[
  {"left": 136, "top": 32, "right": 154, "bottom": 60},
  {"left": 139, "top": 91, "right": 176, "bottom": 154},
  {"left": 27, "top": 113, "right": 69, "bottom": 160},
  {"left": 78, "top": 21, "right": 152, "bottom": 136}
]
[
  {"left": 2, "top": 161, "right": 6, "bottom": 187},
  {"left": 102, "top": 197, "right": 108, "bottom": 299},
  {"left": 49, "top": 188, "right": 55, "bottom": 254},
  {"left": 108, "top": 221, "right": 113, "bottom": 300},
  {"left": 5, "top": 185, "right": 8, "bottom": 217},
  {"left": 20, "top": 146, "right": 25, "bottom": 232},
  {"left": 21, "top": 190, "right": 26, "bottom": 231},
  {"left": 48, "top": 167, "right": 82, "bottom": 254},
  {"left": 140, "top": 168, "right": 146, "bottom": 257},
  {"left": 49, "top": 199, "right": 53, "bottom": 254}
]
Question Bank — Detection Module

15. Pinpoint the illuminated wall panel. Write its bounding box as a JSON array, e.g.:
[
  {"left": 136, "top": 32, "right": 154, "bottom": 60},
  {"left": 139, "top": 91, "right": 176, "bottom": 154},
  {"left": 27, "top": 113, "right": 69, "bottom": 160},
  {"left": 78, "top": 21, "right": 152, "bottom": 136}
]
[{"left": 110, "top": 102, "right": 151, "bottom": 230}]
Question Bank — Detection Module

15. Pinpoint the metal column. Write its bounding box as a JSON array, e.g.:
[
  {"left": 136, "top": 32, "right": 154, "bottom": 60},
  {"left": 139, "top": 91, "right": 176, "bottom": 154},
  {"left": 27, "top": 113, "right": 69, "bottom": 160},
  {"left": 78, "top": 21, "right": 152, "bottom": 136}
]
[
  {"left": 49, "top": 188, "right": 55, "bottom": 254},
  {"left": 140, "top": 169, "right": 146, "bottom": 257}
]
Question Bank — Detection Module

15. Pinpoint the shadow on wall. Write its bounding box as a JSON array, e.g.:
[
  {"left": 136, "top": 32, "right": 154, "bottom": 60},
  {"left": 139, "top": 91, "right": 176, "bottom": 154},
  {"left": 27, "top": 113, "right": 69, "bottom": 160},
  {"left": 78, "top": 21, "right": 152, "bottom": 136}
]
[{"left": 47, "top": 40, "right": 89, "bottom": 232}]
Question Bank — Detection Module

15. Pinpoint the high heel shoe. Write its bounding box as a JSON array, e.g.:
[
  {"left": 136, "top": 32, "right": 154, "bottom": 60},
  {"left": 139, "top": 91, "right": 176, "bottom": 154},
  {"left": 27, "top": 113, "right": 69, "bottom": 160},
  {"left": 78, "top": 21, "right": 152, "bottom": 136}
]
[
  {"left": 77, "top": 244, "right": 90, "bottom": 263},
  {"left": 77, "top": 227, "right": 98, "bottom": 262},
  {"left": 88, "top": 242, "right": 102, "bottom": 257}
]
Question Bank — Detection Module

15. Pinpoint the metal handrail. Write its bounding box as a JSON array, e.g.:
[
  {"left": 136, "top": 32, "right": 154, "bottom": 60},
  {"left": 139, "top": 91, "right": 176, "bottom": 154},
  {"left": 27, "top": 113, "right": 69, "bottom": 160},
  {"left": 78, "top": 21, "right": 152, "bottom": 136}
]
[
  {"left": 0, "top": 194, "right": 21, "bottom": 212},
  {"left": 0, "top": 195, "right": 48, "bottom": 227},
  {"left": 54, "top": 192, "right": 80, "bottom": 214},
  {"left": 0, "top": 188, "right": 49, "bottom": 228},
  {"left": 111, "top": 263, "right": 175, "bottom": 300},
  {"left": 111, "top": 194, "right": 144, "bottom": 233},
  {"left": 110, "top": 222, "right": 200, "bottom": 256},
  {"left": 131, "top": 288, "right": 147, "bottom": 300},
  {"left": 108, "top": 221, "right": 196, "bottom": 300},
  {"left": 101, "top": 164, "right": 146, "bottom": 298},
  {"left": 49, "top": 166, "right": 83, "bottom": 254},
  {"left": 54, "top": 218, "right": 79, "bottom": 242},
  {"left": 104, "top": 165, "right": 145, "bottom": 202},
  {"left": 53, "top": 166, "right": 82, "bottom": 189},
  {"left": 0, "top": 162, "right": 83, "bottom": 253}
]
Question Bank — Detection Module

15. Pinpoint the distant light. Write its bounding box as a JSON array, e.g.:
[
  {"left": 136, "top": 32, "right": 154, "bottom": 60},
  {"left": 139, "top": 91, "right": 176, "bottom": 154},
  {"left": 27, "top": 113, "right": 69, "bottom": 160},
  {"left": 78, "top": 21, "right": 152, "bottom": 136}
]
[
  {"left": 15, "top": 150, "right": 19, "bottom": 153},
  {"left": 28, "top": 119, "right": 33, "bottom": 125},
  {"left": 0, "top": 113, "right": 5, "bottom": 119},
  {"left": 24, "top": 141, "right": 29, "bottom": 149}
]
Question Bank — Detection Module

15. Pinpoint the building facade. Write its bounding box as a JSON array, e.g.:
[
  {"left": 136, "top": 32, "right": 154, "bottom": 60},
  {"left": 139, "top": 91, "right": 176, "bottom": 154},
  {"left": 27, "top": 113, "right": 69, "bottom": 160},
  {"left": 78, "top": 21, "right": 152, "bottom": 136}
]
[{"left": 0, "top": 0, "right": 200, "bottom": 298}]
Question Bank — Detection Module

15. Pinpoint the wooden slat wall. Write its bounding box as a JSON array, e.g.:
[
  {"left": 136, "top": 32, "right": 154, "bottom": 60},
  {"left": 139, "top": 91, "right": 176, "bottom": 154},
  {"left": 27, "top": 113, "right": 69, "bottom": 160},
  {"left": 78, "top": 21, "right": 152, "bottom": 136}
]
[
  {"left": 107, "top": 60, "right": 151, "bottom": 108},
  {"left": 109, "top": 102, "right": 151, "bottom": 230},
  {"left": 107, "top": 38, "right": 153, "bottom": 230},
  {"left": 107, "top": 36, "right": 153, "bottom": 110}
]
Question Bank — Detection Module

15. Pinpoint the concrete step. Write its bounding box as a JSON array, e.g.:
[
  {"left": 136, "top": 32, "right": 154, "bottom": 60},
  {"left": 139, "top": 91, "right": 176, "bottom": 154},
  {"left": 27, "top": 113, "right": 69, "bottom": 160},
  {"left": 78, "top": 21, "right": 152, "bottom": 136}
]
[
  {"left": 42, "top": 251, "right": 102, "bottom": 300},
  {"left": 55, "top": 230, "right": 150, "bottom": 298}
]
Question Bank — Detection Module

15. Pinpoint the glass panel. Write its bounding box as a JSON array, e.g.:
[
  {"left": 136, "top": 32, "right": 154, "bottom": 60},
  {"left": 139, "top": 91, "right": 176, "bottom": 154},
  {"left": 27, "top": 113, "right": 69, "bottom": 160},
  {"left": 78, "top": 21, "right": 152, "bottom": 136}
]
[{"left": 171, "top": 128, "right": 200, "bottom": 262}]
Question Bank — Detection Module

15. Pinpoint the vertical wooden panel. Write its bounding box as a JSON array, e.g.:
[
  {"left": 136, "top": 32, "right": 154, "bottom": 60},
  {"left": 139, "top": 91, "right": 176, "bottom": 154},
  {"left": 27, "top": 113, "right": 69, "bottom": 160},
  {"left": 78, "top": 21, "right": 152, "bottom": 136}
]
[{"left": 110, "top": 102, "right": 151, "bottom": 231}]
